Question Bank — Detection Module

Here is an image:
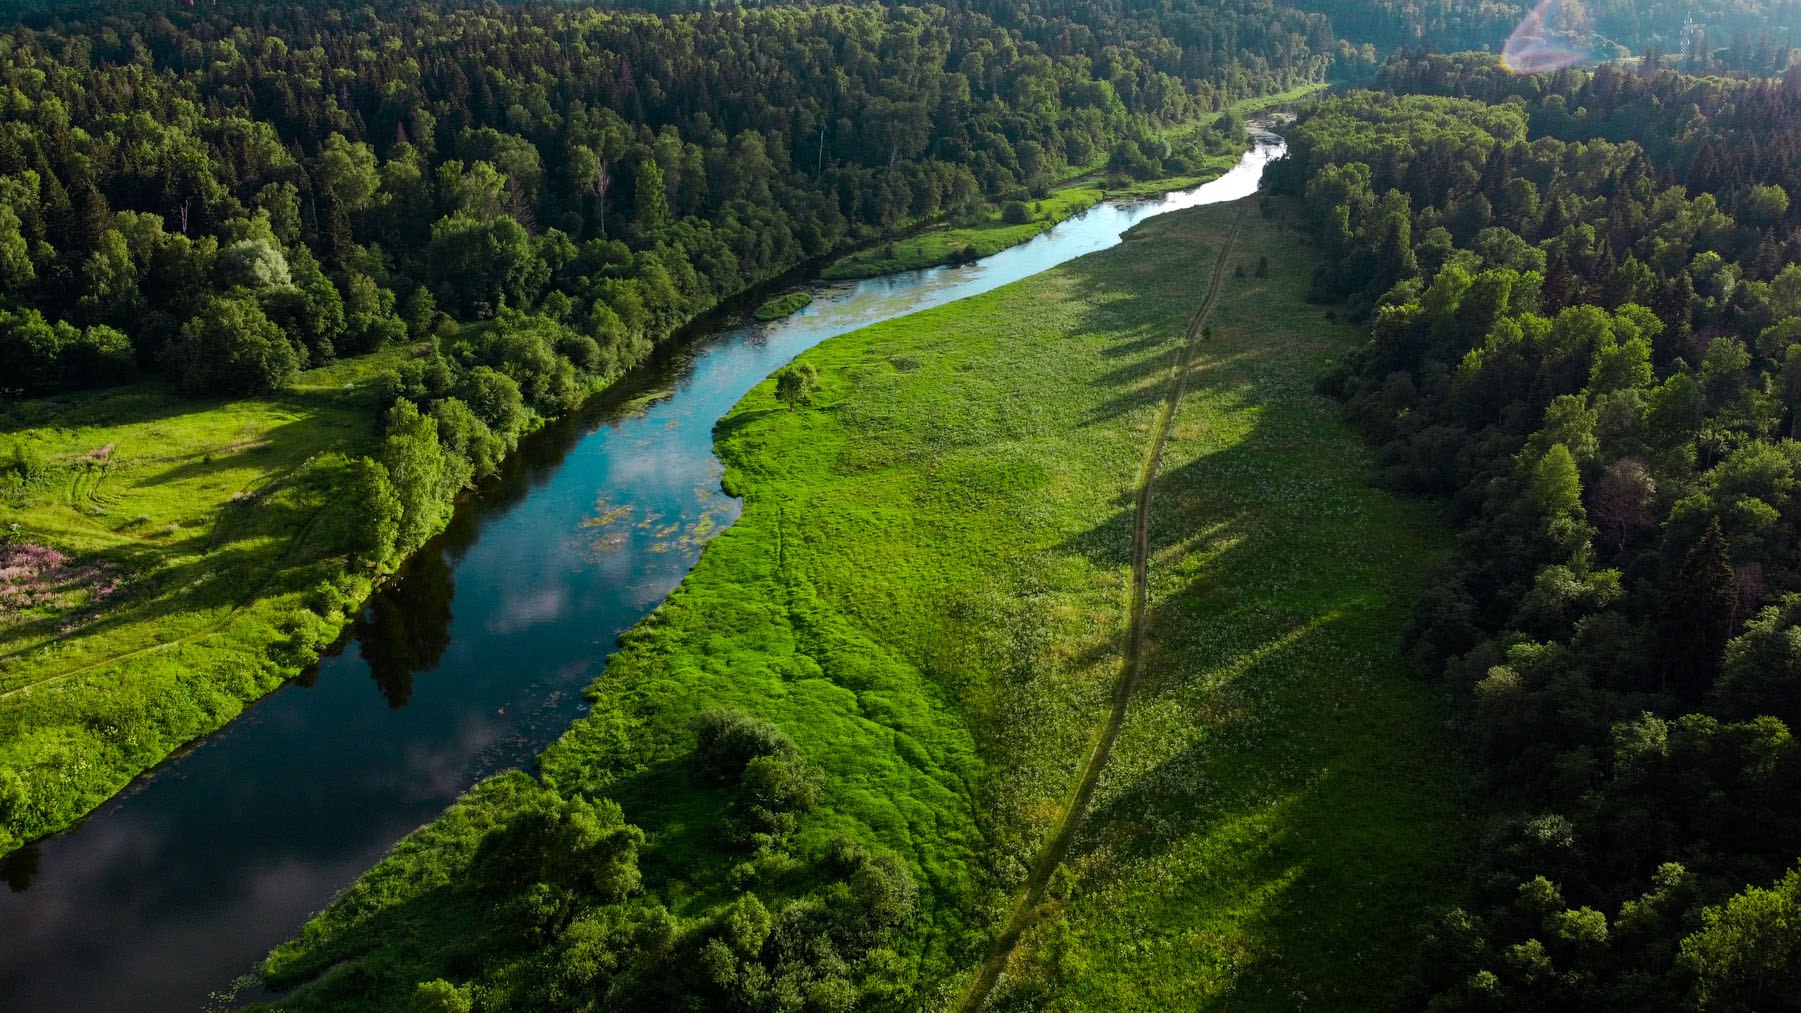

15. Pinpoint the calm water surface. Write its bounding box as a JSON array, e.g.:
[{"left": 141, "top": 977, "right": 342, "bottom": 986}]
[{"left": 0, "top": 133, "right": 1284, "bottom": 1012}]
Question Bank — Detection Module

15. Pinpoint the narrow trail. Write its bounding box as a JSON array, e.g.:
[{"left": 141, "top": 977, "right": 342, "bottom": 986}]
[{"left": 955, "top": 200, "right": 1248, "bottom": 1012}]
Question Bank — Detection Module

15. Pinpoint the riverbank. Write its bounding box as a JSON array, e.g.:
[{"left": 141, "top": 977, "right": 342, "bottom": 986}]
[
  {"left": 819, "top": 182, "right": 1110, "bottom": 280},
  {"left": 0, "top": 350, "right": 412, "bottom": 855},
  {"left": 255, "top": 197, "right": 1468, "bottom": 1010},
  {"left": 820, "top": 84, "right": 1329, "bottom": 281},
  {"left": 0, "top": 141, "right": 1286, "bottom": 1013}
]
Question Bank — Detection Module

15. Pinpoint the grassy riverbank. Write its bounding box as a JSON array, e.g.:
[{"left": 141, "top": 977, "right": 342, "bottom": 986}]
[
  {"left": 258, "top": 199, "right": 1469, "bottom": 1010},
  {"left": 0, "top": 350, "right": 439, "bottom": 854}
]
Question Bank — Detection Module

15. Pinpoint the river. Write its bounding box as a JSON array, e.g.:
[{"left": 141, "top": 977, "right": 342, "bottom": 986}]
[{"left": 0, "top": 131, "right": 1284, "bottom": 1012}]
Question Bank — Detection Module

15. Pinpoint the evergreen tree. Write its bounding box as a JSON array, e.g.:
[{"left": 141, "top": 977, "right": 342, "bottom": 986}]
[{"left": 1659, "top": 518, "right": 1738, "bottom": 699}]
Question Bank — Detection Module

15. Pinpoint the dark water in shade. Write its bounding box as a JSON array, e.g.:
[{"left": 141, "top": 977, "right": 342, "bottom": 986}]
[{"left": 0, "top": 134, "right": 1284, "bottom": 1013}]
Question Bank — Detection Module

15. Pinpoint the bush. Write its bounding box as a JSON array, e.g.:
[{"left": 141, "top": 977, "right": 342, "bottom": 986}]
[
  {"left": 0, "top": 766, "right": 27, "bottom": 826},
  {"left": 60, "top": 325, "right": 137, "bottom": 387},
  {"left": 410, "top": 979, "right": 473, "bottom": 1013},
  {"left": 1000, "top": 200, "right": 1032, "bottom": 225},
  {"left": 773, "top": 362, "right": 819, "bottom": 409},
  {"left": 0, "top": 310, "right": 134, "bottom": 392},
  {"left": 3, "top": 440, "right": 49, "bottom": 484},
  {"left": 691, "top": 709, "right": 796, "bottom": 784}
]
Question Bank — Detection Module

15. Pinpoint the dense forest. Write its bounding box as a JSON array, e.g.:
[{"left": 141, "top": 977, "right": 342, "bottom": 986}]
[
  {"left": 8, "top": 0, "right": 1801, "bottom": 1007},
  {"left": 0, "top": 0, "right": 1342, "bottom": 574},
  {"left": 1294, "top": 0, "right": 1801, "bottom": 72},
  {"left": 1273, "top": 55, "right": 1801, "bottom": 1008}
]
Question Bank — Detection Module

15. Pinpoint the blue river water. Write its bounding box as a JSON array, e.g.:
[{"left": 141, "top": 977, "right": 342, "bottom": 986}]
[{"left": 0, "top": 133, "right": 1283, "bottom": 1012}]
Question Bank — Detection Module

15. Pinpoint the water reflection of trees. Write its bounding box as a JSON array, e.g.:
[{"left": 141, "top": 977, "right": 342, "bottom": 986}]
[
  {"left": 2, "top": 841, "right": 39, "bottom": 892},
  {"left": 355, "top": 548, "right": 455, "bottom": 708}
]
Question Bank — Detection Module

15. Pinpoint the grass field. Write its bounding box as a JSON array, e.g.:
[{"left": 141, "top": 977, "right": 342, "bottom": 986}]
[
  {"left": 0, "top": 348, "right": 422, "bottom": 854},
  {"left": 258, "top": 198, "right": 1469, "bottom": 1010},
  {"left": 985, "top": 203, "right": 1467, "bottom": 1009}
]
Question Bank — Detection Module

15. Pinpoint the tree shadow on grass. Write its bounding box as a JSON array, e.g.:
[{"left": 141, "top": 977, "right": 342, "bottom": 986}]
[
  {"left": 131, "top": 414, "right": 341, "bottom": 490},
  {"left": 0, "top": 376, "right": 377, "bottom": 441},
  {"left": 710, "top": 405, "right": 786, "bottom": 444},
  {"left": 1025, "top": 459, "right": 1465, "bottom": 1008},
  {"left": 0, "top": 491, "right": 329, "bottom": 690},
  {"left": 1011, "top": 206, "right": 1472, "bottom": 1006},
  {"left": 1057, "top": 602, "right": 1467, "bottom": 1007}
]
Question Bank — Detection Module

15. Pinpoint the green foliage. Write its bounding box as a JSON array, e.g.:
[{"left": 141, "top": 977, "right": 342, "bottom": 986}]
[
  {"left": 380, "top": 399, "right": 457, "bottom": 556},
  {"left": 772, "top": 362, "right": 819, "bottom": 410},
  {"left": 0, "top": 310, "right": 136, "bottom": 394},
  {"left": 173, "top": 294, "right": 300, "bottom": 395},
  {"left": 259, "top": 203, "right": 1467, "bottom": 1012},
  {"left": 1286, "top": 62, "right": 1801, "bottom": 1008},
  {"left": 1659, "top": 519, "right": 1738, "bottom": 699},
  {"left": 691, "top": 709, "right": 798, "bottom": 785},
  {"left": 408, "top": 980, "right": 472, "bottom": 1013},
  {"left": 0, "top": 0, "right": 1342, "bottom": 404},
  {"left": 1680, "top": 864, "right": 1801, "bottom": 1010},
  {"left": 345, "top": 457, "right": 402, "bottom": 567},
  {"left": 217, "top": 239, "right": 293, "bottom": 290}
]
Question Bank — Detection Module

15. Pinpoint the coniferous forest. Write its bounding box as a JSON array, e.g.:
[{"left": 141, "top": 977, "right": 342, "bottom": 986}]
[{"left": 5, "top": 0, "right": 1801, "bottom": 1010}]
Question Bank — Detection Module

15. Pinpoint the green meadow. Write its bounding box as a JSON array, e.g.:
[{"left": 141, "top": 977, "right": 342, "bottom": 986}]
[
  {"left": 260, "top": 199, "right": 1469, "bottom": 1009},
  {"left": 0, "top": 349, "right": 418, "bottom": 853},
  {"left": 986, "top": 205, "right": 1467, "bottom": 1009}
]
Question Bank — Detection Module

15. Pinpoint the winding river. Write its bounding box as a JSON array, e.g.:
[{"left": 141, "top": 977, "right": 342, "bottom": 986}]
[{"left": 0, "top": 132, "right": 1284, "bottom": 1012}]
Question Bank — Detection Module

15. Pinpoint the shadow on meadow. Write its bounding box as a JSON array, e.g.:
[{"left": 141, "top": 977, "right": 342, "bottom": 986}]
[
  {"left": 0, "top": 378, "right": 375, "bottom": 441},
  {"left": 989, "top": 201, "right": 1469, "bottom": 1009},
  {"left": 1014, "top": 419, "right": 1464, "bottom": 1007},
  {"left": 0, "top": 534, "right": 307, "bottom": 685}
]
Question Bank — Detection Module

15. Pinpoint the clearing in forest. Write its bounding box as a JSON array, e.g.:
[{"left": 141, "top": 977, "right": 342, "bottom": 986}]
[{"left": 0, "top": 350, "right": 413, "bottom": 853}]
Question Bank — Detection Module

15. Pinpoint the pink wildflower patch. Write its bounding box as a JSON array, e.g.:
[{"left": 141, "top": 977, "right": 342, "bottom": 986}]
[{"left": 0, "top": 542, "right": 121, "bottom": 620}]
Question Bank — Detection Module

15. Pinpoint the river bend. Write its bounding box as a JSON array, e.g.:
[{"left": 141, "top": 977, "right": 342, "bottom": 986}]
[{"left": 0, "top": 132, "right": 1284, "bottom": 1012}]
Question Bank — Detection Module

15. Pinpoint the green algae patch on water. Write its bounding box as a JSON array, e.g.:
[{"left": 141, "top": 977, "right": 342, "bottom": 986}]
[{"left": 753, "top": 292, "right": 814, "bottom": 321}]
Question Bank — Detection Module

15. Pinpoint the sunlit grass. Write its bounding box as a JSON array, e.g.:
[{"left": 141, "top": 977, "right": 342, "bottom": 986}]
[
  {"left": 0, "top": 348, "right": 418, "bottom": 852},
  {"left": 991, "top": 205, "right": 1467, "bottom": 1010},
  {"left": 261, "top": 199, "right": 1468, "bottom": 1010}
]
